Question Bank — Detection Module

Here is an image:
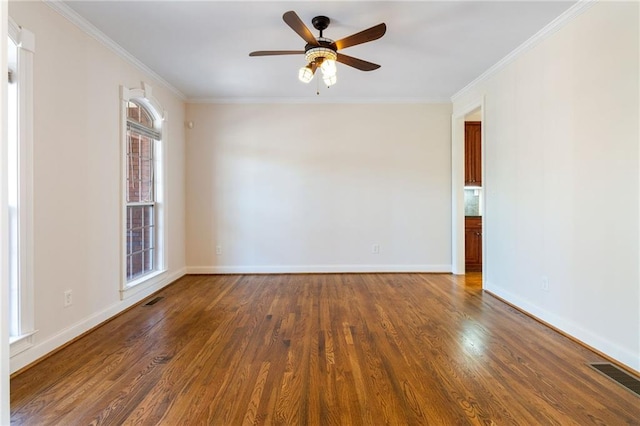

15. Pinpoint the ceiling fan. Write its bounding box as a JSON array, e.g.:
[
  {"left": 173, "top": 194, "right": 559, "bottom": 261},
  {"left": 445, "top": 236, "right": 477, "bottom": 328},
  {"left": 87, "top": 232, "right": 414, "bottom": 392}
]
[{"left": 249, "top": 11, "right": 386, "bottom": 88}]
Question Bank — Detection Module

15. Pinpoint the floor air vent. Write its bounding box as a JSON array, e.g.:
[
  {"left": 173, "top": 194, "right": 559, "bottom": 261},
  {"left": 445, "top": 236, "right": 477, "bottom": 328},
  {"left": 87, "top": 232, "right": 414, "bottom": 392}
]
[
  {"left": 589, "top": 363, "right": 640, "bottom": 396},
  {"left": 144, "top": 296, "right": 164, "bottom": 306}
]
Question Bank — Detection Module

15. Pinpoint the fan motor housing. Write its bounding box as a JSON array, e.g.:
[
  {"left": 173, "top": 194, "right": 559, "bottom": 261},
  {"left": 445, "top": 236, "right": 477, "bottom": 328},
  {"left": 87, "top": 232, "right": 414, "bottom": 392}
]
[
  {"left": 304, "top": 38, "right": 337, "bottom": 64},
  {"left": 312, "top": 16, "right": 330, "bottom": 32},
  {"left": 304, "top": 39, "right": 336, "bottom": 53}
]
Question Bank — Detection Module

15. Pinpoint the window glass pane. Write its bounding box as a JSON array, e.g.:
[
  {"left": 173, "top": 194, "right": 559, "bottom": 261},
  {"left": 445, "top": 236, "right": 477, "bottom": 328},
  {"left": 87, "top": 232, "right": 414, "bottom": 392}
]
[
  {"left": 126, "top": 132, "right": 139, "bottom": 202},
  {"left": 126, "top": 205, "right": 155, "bottom": 280},
  {"left": 126, "top": 132, "right": 154, "bottom": 203},
  {"left": 127, "top": 252, "right": 143, "bottom": 281},
  {"left": 127, "top": 101, "right": 153, "bottom": 128},
  {"left": 8, "top": 36, "right": 19, "bottom": 336},
  {"left": 140, "top": 158, "right": 154, "bottom": 202}
]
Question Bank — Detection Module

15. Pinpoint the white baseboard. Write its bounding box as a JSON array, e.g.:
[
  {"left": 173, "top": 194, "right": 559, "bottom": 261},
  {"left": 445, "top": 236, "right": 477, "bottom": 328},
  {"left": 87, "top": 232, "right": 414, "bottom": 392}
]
[
  {"left": 186, "top": 264, "right": 452, "bottom": 274},
  {"left": 10, "top": 268, "right": 187, "bottom": 375},
  {"left": 485, "top": 280, "right": 639, "bottom": 372}
]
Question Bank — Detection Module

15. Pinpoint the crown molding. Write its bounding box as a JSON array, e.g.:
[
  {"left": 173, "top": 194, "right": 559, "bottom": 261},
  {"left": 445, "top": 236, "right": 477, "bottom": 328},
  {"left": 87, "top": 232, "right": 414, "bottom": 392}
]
[
  {"left": 187, "top": 96, "right": 452, "bottom": 105},
  {"left": 44, "top": 0, "right": 186, "bottom": 101},
  {"left": 451, "top": 0, "right": 597, "bottom": 103}
]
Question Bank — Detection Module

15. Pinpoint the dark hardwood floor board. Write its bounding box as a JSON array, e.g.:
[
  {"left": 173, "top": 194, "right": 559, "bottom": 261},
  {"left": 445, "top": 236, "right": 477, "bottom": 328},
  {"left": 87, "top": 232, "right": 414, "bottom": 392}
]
[
  {"left": 428, "top": 298, "right": 570, "bottom": 423},
  {"left": 355, "top": 329, "right": 406, "bottom": 423},
  {"left": 52, "top": 290, "right": 215, "bottom": 425},
  {"left": 10, "top": 302, "right": 163, "bottom": 405},
  {"left": 339, "top": 274, "right": 475, "bottom": 424},
  {"left": 140, "top": 282, "right": 256, "bottom": 423},
  {"left": 10, "top": 292, "right": 181, "bottom": 424},
  {"left": 303, "top": 281, "right": 323, "bottom": 426},
  {"left": 116, "top": 320, "right": 229, "bottom": 424},
  {"left": 273, "top": 278, "right": 315, "bottom": 425},
  {"left": 10, "top": 273, "right": 640, "bottom": 425},
  {"left": 459, "top": 299, "right": 632, "bottom": 424},
  {"left": 143, "top": 330, "right": 234, "bottom": 422},
  {"left": 87, "top": 277, "right": 229, "bottom": 424},
  {"left": 253, "top": 280, "right": 291, "bottom": 424},
  {"left": 242, "top": 360, "right": 271, "bottom": 425},
  {"left": 339, "top": 325, "right": 376, "bottom": 424},
  {"left": 475, "top": 304, "right": 633, "bottom": 424},
  {"left": 200, "top": 339, "right": 258, "bottom": 421}
]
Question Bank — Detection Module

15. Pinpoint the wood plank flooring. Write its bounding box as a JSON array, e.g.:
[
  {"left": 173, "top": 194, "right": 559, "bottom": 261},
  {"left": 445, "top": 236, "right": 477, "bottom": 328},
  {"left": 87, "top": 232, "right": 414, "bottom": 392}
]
[{"left": 10, "top": 274, "right": 640, "bottom": 425}]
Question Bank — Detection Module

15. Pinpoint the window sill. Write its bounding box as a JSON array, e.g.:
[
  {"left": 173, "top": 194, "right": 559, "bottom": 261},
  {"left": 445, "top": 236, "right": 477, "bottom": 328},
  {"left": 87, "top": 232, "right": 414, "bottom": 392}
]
[
  {"left": 10, "top": 330, "right": 38, "bottom": 358},
  {"left": 121, "top": 269, "right": 167, "bottom": 300}
]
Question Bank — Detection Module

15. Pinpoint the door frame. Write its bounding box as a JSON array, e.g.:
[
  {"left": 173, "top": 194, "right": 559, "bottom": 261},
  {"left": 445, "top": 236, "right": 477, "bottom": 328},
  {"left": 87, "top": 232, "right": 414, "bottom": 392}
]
[{"left": 451, "top": 97, "right": 485, "bottom": 276}]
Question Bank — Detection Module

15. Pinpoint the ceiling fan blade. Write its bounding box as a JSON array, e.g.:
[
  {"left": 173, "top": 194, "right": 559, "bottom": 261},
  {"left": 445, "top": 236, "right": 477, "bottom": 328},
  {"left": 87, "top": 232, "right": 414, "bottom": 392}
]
[
  {"left": 336, "top": 53, "right": 381, "bottom": 71},
  {"left": 283, "top": 11, "right": 319, "bottom": 46},
  {"left": 333, "top": 23, "right": 386, "bottom": 51},
  {"left": 249, "top": 50, "right": 305, "bottom": 57}
]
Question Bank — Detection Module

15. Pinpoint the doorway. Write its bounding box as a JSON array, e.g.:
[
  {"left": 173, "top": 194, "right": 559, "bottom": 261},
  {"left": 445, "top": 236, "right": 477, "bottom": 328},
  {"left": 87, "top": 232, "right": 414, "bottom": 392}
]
[
  {"left": 463, "top": 116, "right": 482, "bottom": 273},
  {"left": 451, "top": 99, "right": 484, "bottom": 287}
]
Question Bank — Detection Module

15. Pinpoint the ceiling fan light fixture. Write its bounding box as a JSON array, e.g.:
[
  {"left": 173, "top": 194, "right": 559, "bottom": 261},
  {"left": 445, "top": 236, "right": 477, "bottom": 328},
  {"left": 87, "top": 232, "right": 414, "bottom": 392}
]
[
  {"left": 323, "top": 73, "right": 337, "bottom": 87},
  {"left": 320, "top": 59, "right": 336, "bottom": 77},
  {"left": 298, "top": 64, "right": 314, "bottom": 83},
  {"left": 250, "top": 12, "right": 385, "bottom": 91}
]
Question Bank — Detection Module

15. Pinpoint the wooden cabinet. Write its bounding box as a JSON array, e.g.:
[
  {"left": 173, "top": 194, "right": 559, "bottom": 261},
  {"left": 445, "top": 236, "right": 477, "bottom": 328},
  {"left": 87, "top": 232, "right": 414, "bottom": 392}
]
[
  {"left": 465, "top": 216, "right": 482, "bottom": 272},
  {"left": 465, "top": 121, "right": 482, "bottom": 186}
]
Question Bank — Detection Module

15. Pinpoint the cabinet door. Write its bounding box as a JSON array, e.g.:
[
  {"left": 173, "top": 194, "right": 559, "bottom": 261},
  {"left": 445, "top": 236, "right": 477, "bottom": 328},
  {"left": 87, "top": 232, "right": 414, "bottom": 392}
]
[
  {"left": 464, "top": 228, "right": 481, "bottom": 270},
  {"left": 465, "top": 122, "right": 482, "bottom": 185},
  {"left": 465, "top": 217, "right": 482, "bottom": 272}
]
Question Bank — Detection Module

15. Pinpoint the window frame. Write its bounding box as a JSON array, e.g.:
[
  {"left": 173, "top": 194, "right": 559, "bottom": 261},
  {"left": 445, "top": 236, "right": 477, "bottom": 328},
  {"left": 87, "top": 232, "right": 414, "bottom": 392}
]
[
  {"left": 120, "top": 84, "right": 167, "bottom": 298},
  {"left": 8, "top": 18, "right": 36, "bottom": 357},
  {"left": 125, "top": 102, "right": 158, "bottom": 281}
]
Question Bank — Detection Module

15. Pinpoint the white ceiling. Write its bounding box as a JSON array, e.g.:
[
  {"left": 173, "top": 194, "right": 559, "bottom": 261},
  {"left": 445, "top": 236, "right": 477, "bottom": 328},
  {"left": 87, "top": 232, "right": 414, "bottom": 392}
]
[{"left": 63, "top": 1, "right": 576, "bottom": 102}]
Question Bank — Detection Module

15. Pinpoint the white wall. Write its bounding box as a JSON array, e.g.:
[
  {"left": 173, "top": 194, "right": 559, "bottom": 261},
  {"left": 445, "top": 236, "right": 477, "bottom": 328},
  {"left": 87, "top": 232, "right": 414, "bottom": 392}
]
[
  {"left": 8, "top": 2, "right": 186, "bottom": 373},
  {"left": 453, "top": 1, "right": 639, "bottom": 371},
  {"left": 186, "top": 103, "right": 452, "bottom": 273},
  {"left": 465, "top": 110, "right": 482, "bottom": 121}
]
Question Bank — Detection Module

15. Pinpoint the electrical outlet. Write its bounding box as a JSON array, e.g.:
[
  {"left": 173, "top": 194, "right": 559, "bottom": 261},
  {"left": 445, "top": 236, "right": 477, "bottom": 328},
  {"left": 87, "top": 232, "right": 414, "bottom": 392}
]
[
  {"left": 64, "top": 290, "right": 73, "bottom": 307},
  {"left": 541, "top": 276, "right": 549, "bottom": 292},
  {"left": 372, "top": 244, "right": 380, "bottom": 254},
  {"left": 216, "top": 245, "right": 222, "bottom": 255}
]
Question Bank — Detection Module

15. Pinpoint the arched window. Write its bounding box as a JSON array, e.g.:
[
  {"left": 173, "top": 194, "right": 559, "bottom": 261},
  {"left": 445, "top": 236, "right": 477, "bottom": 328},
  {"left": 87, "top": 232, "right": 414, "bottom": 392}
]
[{"left": 121, "top": 84, "right": 164, "bottom": 289}]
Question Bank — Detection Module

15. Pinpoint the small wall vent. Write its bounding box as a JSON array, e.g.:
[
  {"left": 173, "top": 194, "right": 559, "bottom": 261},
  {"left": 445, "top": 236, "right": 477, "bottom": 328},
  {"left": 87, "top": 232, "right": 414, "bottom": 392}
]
[
  {"left": 589, "top": 362, "right": 640, "bottom": 397},
  {"left": 144, "top": 296, "right": 164, "bottom": 306}
]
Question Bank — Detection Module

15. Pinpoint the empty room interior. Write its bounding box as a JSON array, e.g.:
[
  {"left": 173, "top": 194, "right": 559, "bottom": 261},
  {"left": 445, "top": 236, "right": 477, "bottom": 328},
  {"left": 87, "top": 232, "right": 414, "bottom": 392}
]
[{"left": 2, "top": 0, "right": 639, "bottom": 424}]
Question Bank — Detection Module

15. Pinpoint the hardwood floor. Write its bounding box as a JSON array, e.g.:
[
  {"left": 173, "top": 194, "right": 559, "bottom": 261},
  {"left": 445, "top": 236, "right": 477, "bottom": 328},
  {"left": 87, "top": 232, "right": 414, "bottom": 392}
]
[{"left": 11, "top": 274, "right": 640, "bottom": 425}]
